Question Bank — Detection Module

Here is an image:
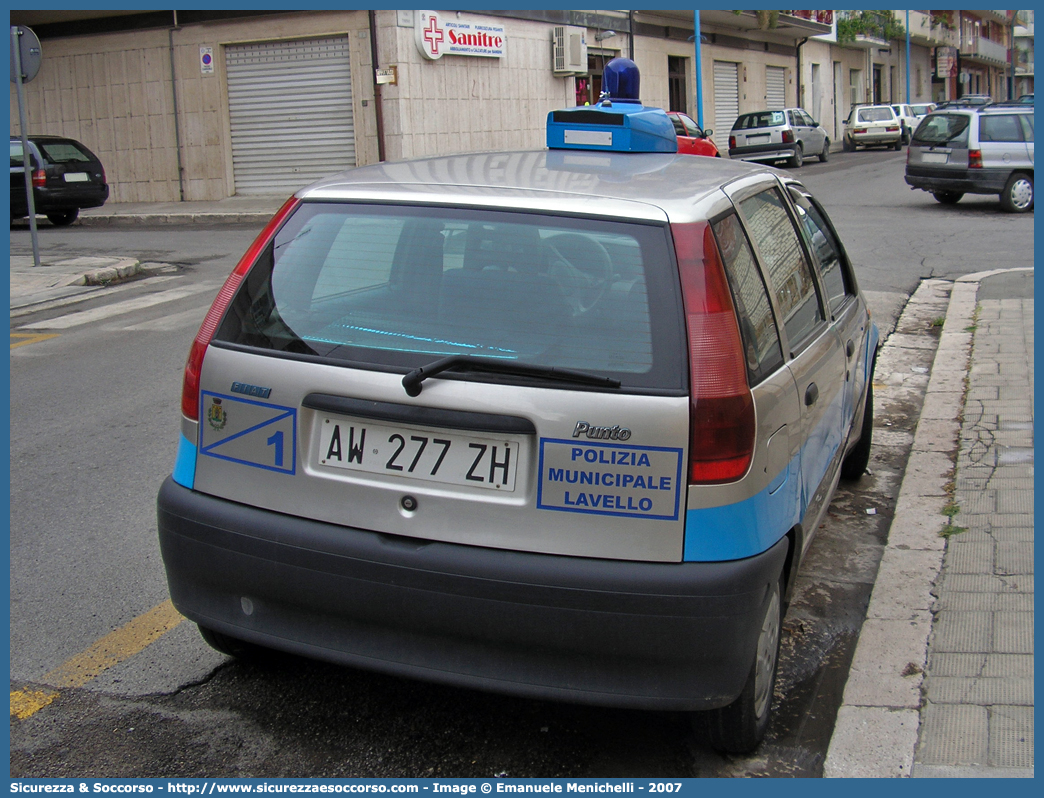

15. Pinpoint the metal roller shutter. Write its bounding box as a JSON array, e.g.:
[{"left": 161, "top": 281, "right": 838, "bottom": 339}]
[
  {"left": 766, "top": 66, "right": 786, "bottom": 110},
  {"left": 226, "top": 37, "right": 356, "bottom": 195},
  {"left": 713, "top": 61, "right": 739, "bottom": 152}
]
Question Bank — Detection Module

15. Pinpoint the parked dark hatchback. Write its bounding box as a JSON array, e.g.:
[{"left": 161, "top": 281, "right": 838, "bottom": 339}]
[{"left": 10, "top": 135, "right": 109, "bottom": 225}]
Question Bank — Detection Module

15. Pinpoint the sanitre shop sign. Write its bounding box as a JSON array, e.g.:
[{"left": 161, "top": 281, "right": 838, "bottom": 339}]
[{"left": 416, "top": 10, "right": 505, "bottom": 60}]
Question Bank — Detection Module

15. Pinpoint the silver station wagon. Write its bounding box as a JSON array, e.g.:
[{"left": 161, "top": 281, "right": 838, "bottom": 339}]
[{"left": 158, "top": 60, "right": 878, "bottom": 753}]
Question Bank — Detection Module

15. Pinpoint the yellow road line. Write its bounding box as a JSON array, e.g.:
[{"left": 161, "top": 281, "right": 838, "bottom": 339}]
[
  {"left": 10, "top": 599, "right": 185, "bottom": 719},
  {"left": 10, "top": 332, "right": 60, "bottom": 348}
]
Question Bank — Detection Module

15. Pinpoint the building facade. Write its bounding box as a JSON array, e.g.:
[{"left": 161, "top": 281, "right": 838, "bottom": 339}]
[{"left": 9, "top": 9, "right": 1018, "bottom": 205}]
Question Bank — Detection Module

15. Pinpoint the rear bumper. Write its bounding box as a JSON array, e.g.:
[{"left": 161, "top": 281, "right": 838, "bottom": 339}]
[
  {"left": 157, "top": 477, "right": 788, "bottom": 711},
  {"left": 10, "top": 185, "right": 109, "bottom": 217},
  {"left": 905, "top": 167, "right": 1012, "bottom": 195},
  {"left": 729, "top": 142, "right": 797, "bottom": 162}
]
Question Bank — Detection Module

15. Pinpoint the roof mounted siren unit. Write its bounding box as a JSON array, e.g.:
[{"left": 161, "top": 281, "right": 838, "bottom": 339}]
[{"left": 546, "top": 59, "right": 677, "bottom": 153}]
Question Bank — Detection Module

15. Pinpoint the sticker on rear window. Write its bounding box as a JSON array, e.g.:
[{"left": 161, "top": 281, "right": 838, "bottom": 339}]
[
  {"left": 199, "top": 392, "right": 297, "bottom": 475},
  {"left": 536, "top": 438, "right": 683, "bottom": 520}
]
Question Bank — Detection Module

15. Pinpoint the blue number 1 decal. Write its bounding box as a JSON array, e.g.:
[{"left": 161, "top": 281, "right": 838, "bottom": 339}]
[{"left": 267, "top": 430, "right": 284, "bottom": 467}]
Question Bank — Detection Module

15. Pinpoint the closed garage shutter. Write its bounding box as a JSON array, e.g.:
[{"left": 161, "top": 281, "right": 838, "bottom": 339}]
[
  {"left": 226, "top": 37, "right": 356, "bottom": 195},
  {"left": 713, "top": 61, "right": 739, "bottom": 152},
  {"left": 766, "top": 66, "right": 786, "bottom": 110}
]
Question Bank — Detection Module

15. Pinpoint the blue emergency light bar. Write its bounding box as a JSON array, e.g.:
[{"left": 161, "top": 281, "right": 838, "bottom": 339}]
[{"left": 546, "top": 58, "right": 677, "bottom": 154}]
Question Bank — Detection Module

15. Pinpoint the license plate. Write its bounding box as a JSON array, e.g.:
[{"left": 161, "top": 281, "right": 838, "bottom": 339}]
[
  {"left": 747, "top": 134, "right": 770, "bottom": 143},
  {"left": 316, "top": 416, "right": 520, "bottom": 491},
  {"left": 63, "top": 172, "right": 90, "bottom": 182},
  {"left": 921, "top": 152, "right": 949, "bottom": 164}
]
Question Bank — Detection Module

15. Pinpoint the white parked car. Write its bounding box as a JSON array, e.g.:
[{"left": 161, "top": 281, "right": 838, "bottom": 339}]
[{"left": 891, "top": 104, "right": 920, "bottom": 144}]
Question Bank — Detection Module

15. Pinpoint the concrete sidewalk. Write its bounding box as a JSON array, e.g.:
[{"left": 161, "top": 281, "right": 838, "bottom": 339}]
[{"left": 825, "top": 268, "right": 1034, "bottom": 778}]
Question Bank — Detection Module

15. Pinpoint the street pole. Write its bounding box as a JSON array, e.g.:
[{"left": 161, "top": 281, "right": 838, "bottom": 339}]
[
  {"left": 693, "top": 10, "right": 704, "bottom": 128},
  {"left": 906, "top": 10, "right": 911, "bottom": 103},
  {"left": 11, "top": 25, "right": 41, "bottom": 268}
]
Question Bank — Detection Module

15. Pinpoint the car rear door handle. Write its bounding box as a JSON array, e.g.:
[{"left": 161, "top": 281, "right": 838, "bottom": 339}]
[
  {"left": 846, "top": 339, "right": 856, "bottom": 358},
  {"left": 805, "top": 383, "right": 819, "bottom": 407}
]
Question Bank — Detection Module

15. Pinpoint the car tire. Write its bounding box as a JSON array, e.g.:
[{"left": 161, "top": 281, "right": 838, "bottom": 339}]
[
  {"left": 841, "top": 379, "right": 874, "bottom": 481},
  {"left": 1000, "top": 172, "right": 1033, "bottom": 213},
  {"left": 842, "top": 137, "right": 853, "bottom": 153},
  {"left": 819, "top": 140, "right": 830, "bottom": 162},
  {"left": 893, "top": 138, "right": 903, "bottom": 151},
  {"left": 46, "top": 209, "right": 79, "bottom": 226},
  {"left": 789, "top": 145, "right": 803, "bottom": 168},
  {"left": 695, "top": 577, "right": 782, "bottom": 754},
  {"left": 198, "top": 624, "right": 267, "bottom": 659},
  {"left": 932, "top": 191, "right": 964, "bottom": 205}
]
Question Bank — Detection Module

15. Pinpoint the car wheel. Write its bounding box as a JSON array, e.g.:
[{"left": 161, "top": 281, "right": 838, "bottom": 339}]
[
  {"left": 46, "top": 209, "right": 79, "bottom": 226},
  {"left": 893, "top": 138, "right": 903, "bottom": 151},
  {"left": 789, "top": 144, "right": 803, "bottom": 168},
  {"left": 932, "top": 191, "right": 963, "bottom": 205},
  {"left": 842, "top": 137, "right": 853, "bottom": 153},
  {"left": 197, "top": 624, "right": 266, "bottom": 659},
  {"left": 695, "top": 577, "right": 782, "bottom": 754},
  {"left": 841, "top": 379, "right": 874, "bottom": 480},
  {"left": 819, "top": 139, "right": 830, "bottom": 162},
  {"left": 1000, "top": 172, "right": 1033, "bottom": 213}
]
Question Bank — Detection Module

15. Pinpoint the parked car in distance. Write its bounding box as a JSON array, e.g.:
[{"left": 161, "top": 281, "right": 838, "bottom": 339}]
[
  {"left": 842, "top": 105, "right": 903, "bottom": 151},
  {"left": 1016, "top": 93, "right": 1033, "bottom": 105},
  {"left": 666, "top": 111, "right": 720, "bottom": 157},
  {"left": 910, "top": 103, "right": 937, "bottom": 121},
  {"left": 891, "top": 104, "right": 920, "bottom": 144},
  {"left": 157, "top": 62, "right": 879, "bottom": 756},
  {"left": 729, "top": 107, "right": 829, "bottom": 167},
  {"left": 10, "top": 135, "right": 109, "bottom": 226},
  {"left": 905, "top": 104, "right": 1034, "bottom": 212},
  {"left": 934, "top": 94, "right": 993, "bottom": 110}
]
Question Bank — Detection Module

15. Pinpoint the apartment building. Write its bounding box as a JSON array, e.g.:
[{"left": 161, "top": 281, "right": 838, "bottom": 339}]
[{"left": 9, "top": 9, "right": 1020, "bottom": 204}]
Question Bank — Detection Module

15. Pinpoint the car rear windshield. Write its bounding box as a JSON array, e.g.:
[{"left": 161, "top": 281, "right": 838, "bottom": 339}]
[
  {"left": 36, "top": 140, "right": 93, "bottom": 164},
  {"left": 213, "top": 202, "right": 688, "bottom": 392},
  {"left": 911, "top": 114, "right": 970, "bottom": 146},
  {"left": 733, "top": 111, "right": 785, "bottom": 130},
  {"left": 857, "top": 107, "right": 894, "bottom": 122}
]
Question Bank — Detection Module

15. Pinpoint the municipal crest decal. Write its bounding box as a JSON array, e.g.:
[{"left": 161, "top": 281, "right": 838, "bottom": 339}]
[{"left": 207, "top": 397, "right": 227, "bottom": 431}]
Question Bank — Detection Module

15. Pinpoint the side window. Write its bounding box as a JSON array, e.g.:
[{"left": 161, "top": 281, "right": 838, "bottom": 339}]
[
  {"left": 1018, "top": 114, "right": 1034, "bottom": 141},
  {"left": 711, "top": 213, "right": 784, "bottom": 384},
  {"left": 799, "top": 110, "right": 814, "bottom": 126},
  {"left": 979, "top": 114, "right": 1023, "bottom": 142},
  {"left": 787, "top": 188, "right": 851, "bottom": 315},
  {"left": 787, "top": 111, "right": 798, "bottom": 127},
  {"left": 670, "top": 117, "right": 687, "bottom": 138},
  {"left": 682, "top": 115, "right": 701, "bottom": 137},
  {"left": 738, "top": 188, "right": 824, "bottom": 351}
]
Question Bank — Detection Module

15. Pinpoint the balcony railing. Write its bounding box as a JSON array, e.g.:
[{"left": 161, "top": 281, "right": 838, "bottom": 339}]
[
  {"left": 787, "top": 10, "right": 834, "bottom": 25},
  {"left": 962, "top": 35, "right": 1009, "bottom": 65}
]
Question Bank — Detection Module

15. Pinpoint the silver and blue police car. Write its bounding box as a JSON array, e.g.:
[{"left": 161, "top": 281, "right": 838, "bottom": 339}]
[{"left": 158, "top": 60, "right": 878, "bottom": 753}]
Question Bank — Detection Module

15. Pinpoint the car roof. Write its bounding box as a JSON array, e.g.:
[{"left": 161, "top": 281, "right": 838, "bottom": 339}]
[{"left": 298, "top": 149, "right": 780, "bottom": 223}]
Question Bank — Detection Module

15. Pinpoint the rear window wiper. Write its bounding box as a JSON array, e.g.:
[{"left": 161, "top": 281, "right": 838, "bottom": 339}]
[{"left": 402, "top": 355, "right": 621, "bottom": 397}]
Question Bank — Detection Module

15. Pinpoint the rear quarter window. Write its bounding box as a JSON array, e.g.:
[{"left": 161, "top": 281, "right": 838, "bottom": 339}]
[
  {"left": 738, "top": 189, "right": 824, "bottom": 350},
  {"left": 711, "top": 213, "right": 784, "bottom": 384},
  {"left": 214, "top": 203, "right": 688, "bottom": 392},
  {"left": 979, "top": 114, "right": 1024, "bottom": 142}
]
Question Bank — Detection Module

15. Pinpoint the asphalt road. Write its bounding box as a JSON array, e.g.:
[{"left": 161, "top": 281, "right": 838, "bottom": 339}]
[{"left": 8, "top": 150, "right": 1034, "bottom": 778}]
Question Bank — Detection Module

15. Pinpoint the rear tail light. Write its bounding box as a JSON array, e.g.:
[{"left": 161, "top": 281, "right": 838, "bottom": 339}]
[
  {"left": 180, "top": 196, "right": 300, "bottom": 420},
  {"left": 728, "top": 135, "right": 736, "bottom": 150},
  {"left": 671, "top": 222, "right": 756, "bottom": 484},
  {"left": 31, "top": 169, "right": 46, "bottom": 188},
  {"left": 968, "top": 149, "right": 983, "bottom": 168},
  {"left": 853, "top": 128, "right": 867, "bottom": 135},
  {"left": 781, "top": 129, "right": 795, "bottom": 144}
]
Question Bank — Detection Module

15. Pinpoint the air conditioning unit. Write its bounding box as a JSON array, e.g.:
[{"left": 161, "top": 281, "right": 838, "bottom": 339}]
[{"left": 552, "top": 26, "right": 587, "bottom": 75}]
